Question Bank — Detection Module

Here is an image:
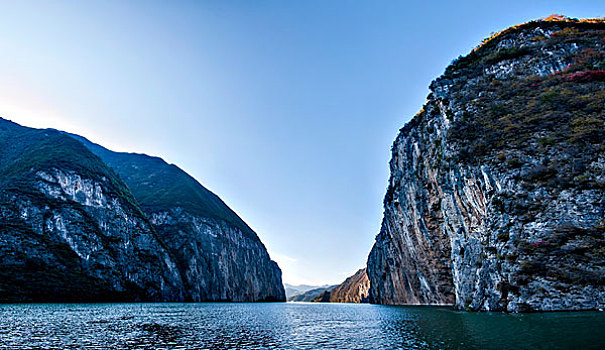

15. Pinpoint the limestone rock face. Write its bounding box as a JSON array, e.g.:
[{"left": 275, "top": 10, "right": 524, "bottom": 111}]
[
  {"left": 367, "top": 18, "right": 605, "bottom": 312},
  {"left": 314, "top": 268, "right": 370, "bottom": 303}
]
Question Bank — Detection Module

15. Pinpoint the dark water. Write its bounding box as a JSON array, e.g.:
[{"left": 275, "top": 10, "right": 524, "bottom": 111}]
[{"left": 0, "top": 303, "right": 603, "bottom": 349}]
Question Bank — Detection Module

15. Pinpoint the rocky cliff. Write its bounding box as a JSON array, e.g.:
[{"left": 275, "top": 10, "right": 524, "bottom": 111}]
[
  {"left": 0, "top": 118, "right": 285, "bottom": 302},
  {"left": 314, "top": 268, "right": 370, "bottom": 303},
  {"left": 367, "top": 17, "right": 605, "bottom": 312},
  {"left": 0, "top": 119, "right": 183, "bottom": 301},
  {"left": 69, "top": 134, "right": 285, "bottom": 302}
]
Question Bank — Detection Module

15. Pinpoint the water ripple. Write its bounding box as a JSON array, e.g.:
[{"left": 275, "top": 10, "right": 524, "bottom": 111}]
[{"left": 0, "top": 303, "right": 603, "bottom": 349}]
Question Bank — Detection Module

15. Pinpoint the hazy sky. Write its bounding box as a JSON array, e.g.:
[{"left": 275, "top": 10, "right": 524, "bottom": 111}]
[{"left": 0, "top": 1, "right": 602, "bottom": 285}]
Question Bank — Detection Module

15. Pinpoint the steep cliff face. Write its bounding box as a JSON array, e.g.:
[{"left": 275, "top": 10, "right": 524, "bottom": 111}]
[
  {"left": 71, "top": 135, "right": 285, "bottom": 302},
  {"left": 0, "top": 118, "right": 284, "bottom": 302},
  {"left": 0, "top": 119, "right": 183, "bottom": 301},
  {"left": 147, "top": 210, "right": 284, "bottom": 301},
  {"left": 314, "top": 268, "right": 370, "bottom": 303},
  {"left": 368, "top": 17, "right": 605, "bottom": 312}
]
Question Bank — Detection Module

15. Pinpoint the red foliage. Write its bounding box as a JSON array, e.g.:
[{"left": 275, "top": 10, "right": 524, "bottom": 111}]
[{"left": 565, "top": 70, "right": 605, "bottom": 82}]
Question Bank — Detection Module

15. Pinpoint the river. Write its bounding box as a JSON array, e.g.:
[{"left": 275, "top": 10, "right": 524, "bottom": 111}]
[{"left": 1, "top": 302, "right": 603, "bottom": 349}]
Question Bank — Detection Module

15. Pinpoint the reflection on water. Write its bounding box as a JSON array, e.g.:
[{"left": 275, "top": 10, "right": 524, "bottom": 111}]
[{"left": 0, "top": 302, "right": 603, "bottom": 349}]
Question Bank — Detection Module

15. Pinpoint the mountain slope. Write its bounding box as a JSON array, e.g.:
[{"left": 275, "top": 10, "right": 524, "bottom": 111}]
[
  {"left": 367, "top": 17, "right": 605, "bottom": 312},
  {"left": 313, "top": 268, "right": 370, "bottom": 303},
  {"left": 0, "top": 118, "right": 184, "bottom": 301},
  {"left": 67, "top": 134, "right": 255, "bottom": 237},
  {"left": 69, "top": 134, "right": 285, "bottom": 302}
]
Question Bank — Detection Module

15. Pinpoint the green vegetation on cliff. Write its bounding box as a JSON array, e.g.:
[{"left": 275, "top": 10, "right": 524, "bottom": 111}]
[{"left": 0, "top": 119, "right": 141, "bottom": 213}]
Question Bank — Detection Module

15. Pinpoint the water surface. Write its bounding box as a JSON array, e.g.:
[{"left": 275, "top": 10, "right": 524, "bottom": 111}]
[{"left": 0, "top": 303, "right": 603, "bottom": 349}]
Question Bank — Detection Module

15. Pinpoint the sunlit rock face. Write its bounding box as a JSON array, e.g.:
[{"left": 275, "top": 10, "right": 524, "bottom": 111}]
[
  {"left": 368, "top": 18, "right": 605, "bottom": 312},
  {"left": 314, "top": 268, "right": 370, "bottom": 303}
]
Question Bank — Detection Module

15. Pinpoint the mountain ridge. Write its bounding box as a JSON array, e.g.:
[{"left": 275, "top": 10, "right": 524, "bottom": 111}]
[{"left": 66, "top": 133, "right": 257, "bottom": 236}]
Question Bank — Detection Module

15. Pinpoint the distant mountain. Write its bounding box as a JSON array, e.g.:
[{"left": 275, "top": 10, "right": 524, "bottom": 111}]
[
  {"left": 284, "top": 283, "right": 330, "bottom": 299},
  {"left": 313, "top": 268, "right": 369, "bottom": 303},
  {"left": 0, "top": 117, "right": 285, "bottom": 302},
  {"left": 288, "top": 285, "right": 336, "bottom": 302}
]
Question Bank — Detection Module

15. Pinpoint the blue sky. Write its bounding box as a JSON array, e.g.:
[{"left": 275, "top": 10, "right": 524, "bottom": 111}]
[{"left": 1, "top": 1, "right": 603, "bottom": 285}]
